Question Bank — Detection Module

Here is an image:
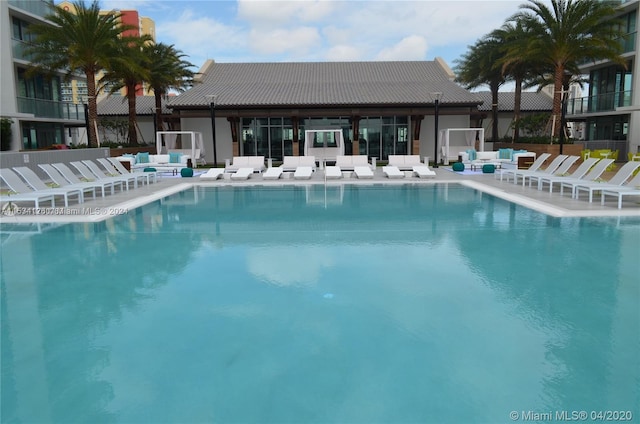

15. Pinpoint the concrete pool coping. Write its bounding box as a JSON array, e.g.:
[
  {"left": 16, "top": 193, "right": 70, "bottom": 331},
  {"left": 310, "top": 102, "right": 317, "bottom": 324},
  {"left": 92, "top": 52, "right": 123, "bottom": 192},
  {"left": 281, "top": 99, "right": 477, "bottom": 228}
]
[{"left": 1, "top": 167, "right": 639, "bottom": 224}]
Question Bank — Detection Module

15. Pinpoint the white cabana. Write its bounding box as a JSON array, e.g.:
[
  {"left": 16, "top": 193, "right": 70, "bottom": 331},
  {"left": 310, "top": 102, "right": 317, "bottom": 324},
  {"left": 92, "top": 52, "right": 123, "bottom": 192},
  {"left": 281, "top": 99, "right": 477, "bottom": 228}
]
[
  {"left": 438, "top": 128, "right": 485, "bottom": 165},
  {"left": 304, "top": 130, "right": 345, "bottom": 163},
  {"left": 156, "top": 131, "right": 206, "bottom": 166}
]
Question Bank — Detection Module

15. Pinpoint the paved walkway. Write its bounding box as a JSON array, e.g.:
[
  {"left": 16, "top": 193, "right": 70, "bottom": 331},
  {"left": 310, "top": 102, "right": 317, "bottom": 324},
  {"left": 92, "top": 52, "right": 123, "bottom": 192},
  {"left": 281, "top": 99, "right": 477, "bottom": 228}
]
[{"left": 1, "top": 166, "right": 639, "bottom": 224}]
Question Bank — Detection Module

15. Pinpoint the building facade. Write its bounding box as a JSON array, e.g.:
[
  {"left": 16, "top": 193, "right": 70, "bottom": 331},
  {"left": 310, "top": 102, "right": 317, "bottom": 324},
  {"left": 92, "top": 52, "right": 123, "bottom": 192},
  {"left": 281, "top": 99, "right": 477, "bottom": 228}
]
[
  {"left": 473, "top": 91, "right": 553, "bottom": 141},
  {"left": 567, "top": 0, "right": 639, "bottom": 157},
  {"left": 168, "top": 59, "right": 483, "bottom": 165},
  {"left": 57, "top": 1, "right": 156, "bottom": 103},
  {"left": 0, "top": 0, "right": 85, "bottom": 150}
]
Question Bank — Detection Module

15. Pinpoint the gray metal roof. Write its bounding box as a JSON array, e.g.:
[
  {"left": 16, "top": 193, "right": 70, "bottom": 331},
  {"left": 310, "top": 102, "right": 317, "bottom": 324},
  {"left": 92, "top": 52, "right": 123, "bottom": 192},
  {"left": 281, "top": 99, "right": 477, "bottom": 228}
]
[
  {"left": 97, "top": 95, "right": 171, "bottom": 116},
  {"left": 475, "top": 91, "right": 553, "bottom": 112},
  {"left": 169, "top": 61, "right": 482, "bottom": 108}
]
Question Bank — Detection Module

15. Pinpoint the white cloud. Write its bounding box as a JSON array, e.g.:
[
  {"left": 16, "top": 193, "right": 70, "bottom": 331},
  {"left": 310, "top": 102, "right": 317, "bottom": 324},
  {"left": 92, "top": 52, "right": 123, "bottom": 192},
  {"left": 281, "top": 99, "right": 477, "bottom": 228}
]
[
  {"left": 237, "top": 0, "right": 335, "bottom": 26},
  {"left": 324, "top": 45, "right": 363, "bottom": 61},
  {"left": 248, "top": 26, "right": 322, "bottom": 55},
  {"left": 156, "top": 9, "right": 246, "bottom": 66},
  {"left": 131, "top": 0, "right": 522, "bottom": 65},
  {"left": 375, "top": 35, "right": 428, "bottom": 61}
]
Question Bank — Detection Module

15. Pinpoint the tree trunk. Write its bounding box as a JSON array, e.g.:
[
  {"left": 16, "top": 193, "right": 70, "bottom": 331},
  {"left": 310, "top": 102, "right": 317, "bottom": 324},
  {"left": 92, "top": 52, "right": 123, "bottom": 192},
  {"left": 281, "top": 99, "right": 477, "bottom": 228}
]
[
  {"left": 552, "top": 65, "right": 564, "bottom": 138},
  {"left": 491, "top": 81, "right": 500, "bottom": 142},
  {"left": 127, "top": 81, "right": 138, "bottom": 145},
  {"left": 154, "top": 93, "right": 164, "bottom": 133},
  {"left": 513, "top": 76, "right": 523, "bottom": 142},
  {"left": 86, "top": 71, "right": 98, "bottom": 148}
]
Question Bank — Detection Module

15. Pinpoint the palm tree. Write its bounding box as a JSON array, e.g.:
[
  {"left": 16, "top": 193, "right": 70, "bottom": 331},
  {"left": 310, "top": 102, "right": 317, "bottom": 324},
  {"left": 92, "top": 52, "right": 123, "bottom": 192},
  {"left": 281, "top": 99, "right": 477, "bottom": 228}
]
[
  {"left": 25, "top": 0, "right": 138, "bottom": 147},
  {"left": 509, "top": 0, "right": 624, "bottom": 138},
  {"left": 454, "top": 36, "right": 505, "bottom": 142},
  {"left": 100, "top": 35, "right": 153, "bottom": 145},
  {"left": 143, "top": 43, "right": 195, "bottom": 133},
  {"left": 493, "top": 21, "right": 546, "bottom": 142}
]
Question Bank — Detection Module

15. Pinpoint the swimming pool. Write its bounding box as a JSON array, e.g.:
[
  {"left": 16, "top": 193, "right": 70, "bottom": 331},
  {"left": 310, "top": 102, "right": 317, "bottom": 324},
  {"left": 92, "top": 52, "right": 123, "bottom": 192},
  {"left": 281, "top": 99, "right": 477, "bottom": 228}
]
[{"left": 2, "top": 184, "right": 639, "bottom": 423}]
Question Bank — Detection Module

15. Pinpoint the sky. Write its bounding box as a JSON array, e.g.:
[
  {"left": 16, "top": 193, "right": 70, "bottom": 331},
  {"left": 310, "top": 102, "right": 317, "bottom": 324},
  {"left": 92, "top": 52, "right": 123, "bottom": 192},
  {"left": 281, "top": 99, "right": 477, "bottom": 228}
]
[{"left": 96, "top": 0, "right": 527, "bottom": 73}]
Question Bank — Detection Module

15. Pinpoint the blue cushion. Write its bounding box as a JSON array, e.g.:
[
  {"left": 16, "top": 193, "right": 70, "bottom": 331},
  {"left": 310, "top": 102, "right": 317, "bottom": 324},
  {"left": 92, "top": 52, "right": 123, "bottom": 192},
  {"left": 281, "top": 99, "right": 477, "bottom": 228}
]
[
  {"left": 136, "top": 152, "right": 150, "bottom": 164},
  {"left": 143, "top": 167, "right": 156, "bottom": 172},
  {"left": 452, "top": 162, "right": 465, "bottom": 172},
  {"left": 466, "top": 149, "right": 477, "bottom": 161},
  {"left": 180, "top": 167, "right": 194, "bottom": 177},
  {"left": 498, "top": 148, "right": 513, "bottom": 160},
  {"left": 482, "top": 164, "right": 495, "bottom": 173},
  {"left": 169, "top": 152, "right": 182, "bottom": 163}
]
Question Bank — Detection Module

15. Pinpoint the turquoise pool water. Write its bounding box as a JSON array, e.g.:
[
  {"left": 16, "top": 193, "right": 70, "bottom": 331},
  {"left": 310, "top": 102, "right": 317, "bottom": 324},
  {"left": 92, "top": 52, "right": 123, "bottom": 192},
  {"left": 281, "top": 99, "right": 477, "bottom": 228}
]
[{"left": 1, "top": 184, "right": 639, "bottom": 423}]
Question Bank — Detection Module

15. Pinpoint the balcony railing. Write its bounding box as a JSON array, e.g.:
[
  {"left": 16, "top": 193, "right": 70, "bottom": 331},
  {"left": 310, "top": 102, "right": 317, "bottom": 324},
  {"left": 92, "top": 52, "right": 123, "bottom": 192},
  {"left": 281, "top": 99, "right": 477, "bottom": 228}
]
[
  {"left": 7, "top": 0, "right": 53, "bottom": 18},
  {"left": 567, "top": 90, "right": 633, "bottom": 115},
  {"left": 12, "top": 39, "right": 34, "bottom": 62},
  {"left": 17, "top": 97, "right": 84, "bottom": 121},
  {"left": 622, "top": 31, "right": 636, "bottom": 54}
]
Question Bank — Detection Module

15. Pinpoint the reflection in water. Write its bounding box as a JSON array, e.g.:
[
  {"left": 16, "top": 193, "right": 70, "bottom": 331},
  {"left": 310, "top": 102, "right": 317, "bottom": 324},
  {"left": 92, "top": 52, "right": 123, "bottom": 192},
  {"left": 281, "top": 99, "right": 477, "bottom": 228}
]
[{"left": 1, "top": 184, "right": 639, "bottom": 423}]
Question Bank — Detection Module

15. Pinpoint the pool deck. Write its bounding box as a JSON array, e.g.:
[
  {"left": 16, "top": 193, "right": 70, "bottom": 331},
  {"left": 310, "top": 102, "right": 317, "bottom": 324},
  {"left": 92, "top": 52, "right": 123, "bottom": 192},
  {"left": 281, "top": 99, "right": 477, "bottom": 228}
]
[{"left": 1, "top": 166, "right": 639, "bottom": 224}]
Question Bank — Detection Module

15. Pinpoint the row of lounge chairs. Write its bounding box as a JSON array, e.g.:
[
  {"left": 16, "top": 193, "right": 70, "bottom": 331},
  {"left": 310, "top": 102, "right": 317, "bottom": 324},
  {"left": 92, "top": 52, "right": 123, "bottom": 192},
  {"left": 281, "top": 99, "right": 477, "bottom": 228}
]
[
  {"left": 498, "top": 153, "right": 640, "bottom": 208},
  {"left": 201, "top": 154, "right": 437, "bottom": 181},
  {"left": 0, "top": 158, "right": 157, "bottom": 209}
]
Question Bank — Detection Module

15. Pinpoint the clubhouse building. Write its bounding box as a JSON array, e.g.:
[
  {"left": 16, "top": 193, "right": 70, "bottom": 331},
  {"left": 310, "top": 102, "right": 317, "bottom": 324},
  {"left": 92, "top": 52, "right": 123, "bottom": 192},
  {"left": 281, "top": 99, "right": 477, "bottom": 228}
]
[{"left": 165, "top": 59, "right": 483, "bottom": 165}]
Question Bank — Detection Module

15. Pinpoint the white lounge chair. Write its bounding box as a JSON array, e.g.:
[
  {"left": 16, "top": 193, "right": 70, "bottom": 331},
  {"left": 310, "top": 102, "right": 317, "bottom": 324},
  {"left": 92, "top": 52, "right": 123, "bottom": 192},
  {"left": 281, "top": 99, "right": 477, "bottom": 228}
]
[
  {"left": 498, "top": 153, "right": 551, "bottom": 182},
  {"left": 10, "top": 167, "right": 85, "bottom": 206},
  {"left": 200, "top": 168, "right": 225, "bottom": 180},
  {"left": 82, "top": 160, "right": 140, "bottom": 189},
  {"left": 225, "top": 156, "right": 266, "bottom": 173},
  {"left": 572, "top": 161, "right": 640, "bottom": 203},
  {"left": 325, "top": 166, "right": 342, "bottom": 179},
  {"left": 38, "top": 163, "right": 106, "bottom": 198},
  {"left": 0, "top": 168, "right": 57, "bottom": 208},
  {"left": 294, "top": 166, "right": 313, "bottom": 180},
  {"left": 106, "top": 157, "right": 157, "bottom": 184},
  {"left": 52, "top": 162, "right": 123, "bottom": 195},
  {"left": 230, "top": 167, "right": 253, "bottom": 180},
  {"left": 526, "top": 156, "right": 579, "bottom": 187},
  {"left": 511, "top": 154, "right": 569, "bottom": 186},
  {"left": 534, "top": 158, "right": 600, "bottom": 192},
  {"left": 336, "top": 155, "right": 370, "bottom": 171},
  {"left": 70, "top": 161, "right": 133, "bottom": 191},
  {"left": 354, "top": 166, "right": 374, "bottom": 179},
  {"left": 97, "top": 158, "right": 150, "bottom": 187},
  {"left": 600, "top": 172, "right": 640, "bottom": 209},
  {"left": 412, "top": 165, "right": 436, "bottom": 178},
  {"left": 382, "top": 166, "right": 404, "bottom": 179},
  {"left": 558, "top": 159, "right": 615, "bottom": 197},
  {"left": 282, "top": 156, "right": 316, "bottom": 172},
  {"left": 263, "top": 167, "right": 283, "bottom": 180}
]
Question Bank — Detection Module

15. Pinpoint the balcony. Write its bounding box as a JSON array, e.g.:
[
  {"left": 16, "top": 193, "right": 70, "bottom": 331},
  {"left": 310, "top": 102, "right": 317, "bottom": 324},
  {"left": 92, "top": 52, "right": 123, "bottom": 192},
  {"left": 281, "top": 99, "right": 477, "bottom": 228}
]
[
  {"left": 622, "top": 31, "right": 636, "bottom": 54},
  {"left": 17, "top": 97, "right": 84, "bottom": 121},
  {"left": 567, "top": 90, "right": 633, "bottom": 115},
  {"left": 8, "top": 0, "right": 53, "bottom": 19},
  {"left": 12, "top": 39, "right": 33, "bottom": 62}
]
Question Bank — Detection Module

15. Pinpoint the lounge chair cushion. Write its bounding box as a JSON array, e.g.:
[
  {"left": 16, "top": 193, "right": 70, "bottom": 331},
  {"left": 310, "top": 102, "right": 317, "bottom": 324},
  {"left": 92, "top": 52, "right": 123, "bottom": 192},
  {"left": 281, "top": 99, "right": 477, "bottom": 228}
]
[
  {"left": 200, "top": 168, "right": 224, "bottom": 180},
  {"left": 263, "top": 167, "right": 283, "bottom": 180},
  {"left": 382, "top": 166, "right": 404, "bottom": 179},
  {"left": 294, "top": 166, "right": 313, "bottom": 180},
  {"left": 354, "top": 166, "right": 374, "bottom": 179},
  {"left": 325, "top": 166, "right": 342, "bottom": 179}
]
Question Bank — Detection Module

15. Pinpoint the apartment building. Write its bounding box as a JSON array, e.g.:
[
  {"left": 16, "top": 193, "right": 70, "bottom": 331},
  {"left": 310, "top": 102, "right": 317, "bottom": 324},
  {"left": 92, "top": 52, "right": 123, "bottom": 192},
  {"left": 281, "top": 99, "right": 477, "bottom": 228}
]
[
  {"left": 57, "top": 1, "right": 156, "bottom": 102},
  {"left": 567, "top": 0, "right": 639, "bottom": 157},
  {"left": 0, "top": 0, "right": 85, "bottom": 150}
]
